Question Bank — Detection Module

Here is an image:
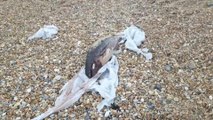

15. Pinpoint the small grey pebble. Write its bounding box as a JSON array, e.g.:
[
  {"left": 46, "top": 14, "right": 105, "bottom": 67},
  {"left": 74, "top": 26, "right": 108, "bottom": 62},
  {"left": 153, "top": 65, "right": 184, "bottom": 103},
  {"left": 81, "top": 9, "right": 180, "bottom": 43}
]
[
  {"left": 63, "top": 117, "right": 69, "bottom": 120},
  {"left": 32, "top": 106, "right": 38, "bottom": 112},
  {"left": 188, "top": 62, "right": 196, "bottom": 70},
  {"left": 154, "top": 84, "right": 162, "bottom": 92},
  {"left": 166, "top": 99, "right": 172, "bottom": 104},
  {"left": 85, "top": 108, "right": 90, "bottom": 120},
  {"left": 165, "top": 64, "right": 172, "bottom": 71},
  {"left": 41, "top": 94, "right": 49, "bottom": 100},
  {"left": 126, "top": 69, "right": 133, "bottom": 77},
  {"left": 147, "top": 102, "right": 155, "bottom": 110}
]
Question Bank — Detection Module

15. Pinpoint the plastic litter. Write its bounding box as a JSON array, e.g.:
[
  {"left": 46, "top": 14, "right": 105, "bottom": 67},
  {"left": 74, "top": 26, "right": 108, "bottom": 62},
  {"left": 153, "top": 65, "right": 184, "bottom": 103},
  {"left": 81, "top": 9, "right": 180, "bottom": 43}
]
[
  {"left": 32, "top": 56, "right": 119, "bottom": 120},
  {"left": 32, "top": 25, "right": 153, "bottom": 120},
  {"left": 141, "top": 48, "right": 153, "bottom": 61},
  {"left": 122, "top": 25, "right": 153, "bottom": 60},
  {"left": 89, "top": 56, "right": 119, "bottom": 112},
  {"left": 28, "top": 25, "right": 58, "bottom": 41}
]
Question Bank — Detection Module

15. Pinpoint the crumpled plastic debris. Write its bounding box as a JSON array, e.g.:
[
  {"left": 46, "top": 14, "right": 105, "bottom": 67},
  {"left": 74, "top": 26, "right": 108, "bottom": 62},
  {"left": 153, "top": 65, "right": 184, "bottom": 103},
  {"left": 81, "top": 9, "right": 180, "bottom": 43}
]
[
  {"left": 28, "top": 25, "right": 58, "bottom": 41},
  {"left": 89, "top": 56, "right": 119, "bottom": 112},
  {"left": 141, "top": 48, "right": 153, "bottom": 61},
  {"left": 122, "top": 25, "right": 153, "bottom": 61},
  {"left": 32, "top": 25, "right": 153, "bottom": 120},
  {"left": 32, "top": 56, "right": 119, "bottom": 120}
]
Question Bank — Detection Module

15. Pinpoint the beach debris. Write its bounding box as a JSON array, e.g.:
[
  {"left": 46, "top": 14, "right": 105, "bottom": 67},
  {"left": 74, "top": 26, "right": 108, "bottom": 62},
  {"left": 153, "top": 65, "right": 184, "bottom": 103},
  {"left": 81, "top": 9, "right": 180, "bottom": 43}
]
[
  {"left": 32, "top": 25, "right": 153, "bottom": 119},
  {"left": 28, "top": 25, "right": 58, "bottom": 41},
  {"left": 32, "top": 56, "right": 119, "bottom": 120},
  {"left": 122, "top": 25, "right": 153, "bottom": 60}
]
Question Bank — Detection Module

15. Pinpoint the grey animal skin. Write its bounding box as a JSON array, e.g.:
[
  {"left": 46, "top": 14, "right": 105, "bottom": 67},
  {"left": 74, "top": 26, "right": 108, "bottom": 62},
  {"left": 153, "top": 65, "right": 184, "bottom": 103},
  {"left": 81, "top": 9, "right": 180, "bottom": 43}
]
[{"left": 85, "top": 35, "right": 123, "bottom": 78}]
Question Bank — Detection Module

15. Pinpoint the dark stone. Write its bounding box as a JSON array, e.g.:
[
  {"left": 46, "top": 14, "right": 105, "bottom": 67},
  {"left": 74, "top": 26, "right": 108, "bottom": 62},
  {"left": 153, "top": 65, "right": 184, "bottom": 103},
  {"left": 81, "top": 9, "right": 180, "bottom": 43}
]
[
  {"left": 147, "top": 102, "right": 155, "bottom": 110},
  {"left": 154, "top": 84, "right": 162, "bottom": 92},
  {"left": 110, "top": 103, "right": 120, "bottom": 111},
  {"left": 166, "top": 52, "right": 171, "bottom": 56}
]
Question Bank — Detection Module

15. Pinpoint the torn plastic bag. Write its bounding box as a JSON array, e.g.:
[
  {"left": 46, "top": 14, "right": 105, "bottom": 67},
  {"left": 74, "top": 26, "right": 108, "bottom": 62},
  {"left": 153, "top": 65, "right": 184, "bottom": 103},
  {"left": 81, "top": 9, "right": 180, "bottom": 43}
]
[
  {"left": 122, "top": 25, "right": 153, "bottom": 61},
  {"left": 32, "top": 56, "right": 119, "bottom": 120},
  {"left": 28, "top": 25, "right": 58, "bottom": 41},
  {"left": 123, "top": 25, "right": 145, "bottom": 47},
  {"left": 89, "top": 55, "right": 119, "bottom": 112}
]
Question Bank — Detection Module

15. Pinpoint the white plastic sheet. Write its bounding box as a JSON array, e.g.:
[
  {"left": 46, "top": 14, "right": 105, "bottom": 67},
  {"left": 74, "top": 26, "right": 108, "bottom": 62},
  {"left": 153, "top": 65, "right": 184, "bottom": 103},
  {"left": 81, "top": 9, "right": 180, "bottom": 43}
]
[
  {"left": 28, "top": 25, "right": 58, "bottom": 41},
  {"left": 122, "top": 25, "right": 153, "bottom": 61},
  {"left": 32, "top": 56, "right": 119, "bottom": 120},
  {"left": 89, "top": 56, "right": 119, "bottom": 112}
]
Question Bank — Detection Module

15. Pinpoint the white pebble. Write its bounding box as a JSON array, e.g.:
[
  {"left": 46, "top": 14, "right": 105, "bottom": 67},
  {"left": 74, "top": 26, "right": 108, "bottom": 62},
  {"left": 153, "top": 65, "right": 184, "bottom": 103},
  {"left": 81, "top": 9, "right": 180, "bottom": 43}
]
[
  {"left": 121, "top": 96, "right": 127, "bottom": 101},
  {"left": 104, "top": 110, "right": 111, "bottom": 117},
  {"left": 123, "top": 49, "right": 127, "bottom": 53},
  {"left": 148, "top": 90, "right": 154, "bottom": 95},
  {"left": 209, "top": 95, "right": 212, "bottom": 100},
  {"left": 54, "top": 75, "right": 61, "bottom": 80},
  {"left": 54, "top": 69, "right": 60, "bottom": 72},
  {"left": 14, "top": 96, "right": 18, "bottom": 101},
  {"left": 26, "top": 88, "right": 32, "bottom": 93},
  {"left": 15, "top": 117, "right": 21, "bottom": 120},
  {"left": 174, "top": 97, "right": 179, "bottom": 101},
  {"left": 43, "top": 74, "right": 48, "bottom": 79},
  {"left": 127, "top": 82, "right": 132, "bottom": 88}
]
